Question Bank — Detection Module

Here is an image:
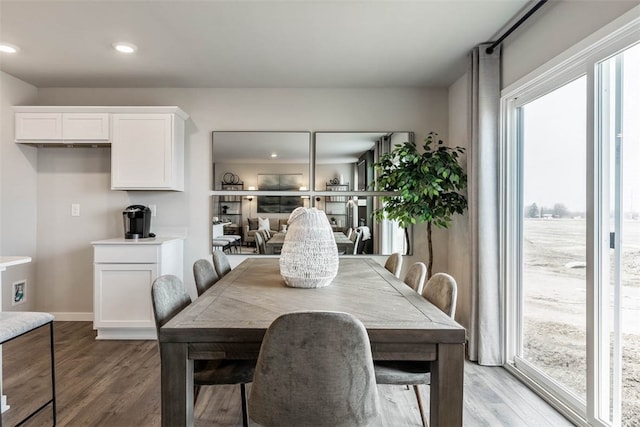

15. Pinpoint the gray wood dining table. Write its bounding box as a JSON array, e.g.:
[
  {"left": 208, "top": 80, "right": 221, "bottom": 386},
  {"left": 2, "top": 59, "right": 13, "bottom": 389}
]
[{"left": 159, "top": 257, "right": 465, "bottom": 426}]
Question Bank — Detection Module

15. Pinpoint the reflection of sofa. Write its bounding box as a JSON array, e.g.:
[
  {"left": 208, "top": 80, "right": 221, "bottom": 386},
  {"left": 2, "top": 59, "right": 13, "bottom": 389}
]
[{"left": 244, "top": 217, "right": 289, "bottom": 245}]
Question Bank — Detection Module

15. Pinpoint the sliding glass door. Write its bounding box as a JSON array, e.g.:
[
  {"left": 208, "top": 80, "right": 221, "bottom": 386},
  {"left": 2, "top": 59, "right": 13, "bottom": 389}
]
[
  {"left": 597, "top": 42, "right": 640, "bottom": 426},
  {"left": 515, "top": 75, "right": 588, "bottom": 409},
  {"left": 504, "top": 32, "right": 639, "bottom": 426}
]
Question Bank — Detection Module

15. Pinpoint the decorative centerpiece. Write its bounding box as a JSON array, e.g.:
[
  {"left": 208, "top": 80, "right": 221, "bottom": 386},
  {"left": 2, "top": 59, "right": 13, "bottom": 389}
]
[{"left": 279, "top": 207, "right": 339, "bottom": 288}]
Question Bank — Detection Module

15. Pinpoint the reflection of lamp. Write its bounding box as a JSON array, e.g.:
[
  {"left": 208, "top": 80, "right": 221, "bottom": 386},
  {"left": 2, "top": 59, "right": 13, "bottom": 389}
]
[{"left": 246, "top": 186, "right": 256, "bottom": 216}]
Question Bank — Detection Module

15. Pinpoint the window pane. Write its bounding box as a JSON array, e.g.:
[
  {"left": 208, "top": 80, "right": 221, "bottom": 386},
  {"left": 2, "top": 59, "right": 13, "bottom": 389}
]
[{"left": 520, "top": 76, "right": 587, "bottom": 400}]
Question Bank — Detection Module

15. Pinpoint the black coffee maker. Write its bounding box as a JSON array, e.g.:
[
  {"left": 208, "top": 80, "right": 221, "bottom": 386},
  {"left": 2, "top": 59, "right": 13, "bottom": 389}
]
[{"left": 123, "top": 205, "right": 154, "bottom": 239}]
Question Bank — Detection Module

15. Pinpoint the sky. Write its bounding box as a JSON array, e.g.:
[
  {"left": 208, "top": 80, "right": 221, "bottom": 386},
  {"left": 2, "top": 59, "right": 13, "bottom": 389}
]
[{"left": 522, "top": 42, "right": 639, "bottom": 215}]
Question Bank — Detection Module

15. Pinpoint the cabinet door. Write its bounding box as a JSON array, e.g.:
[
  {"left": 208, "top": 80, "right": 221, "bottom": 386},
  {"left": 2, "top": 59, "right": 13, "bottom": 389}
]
[
  {"left": 111, "top": 113, "right": 183, "bottom": 190},
  {"left": 15, "top": 113, "right": 62, "bottom": 140},
  {"left": 62, "top": 113, "right": 110, "bottom": 140},
  {"left": 94, "top": 263, "right": 157, "bottom": 329}
]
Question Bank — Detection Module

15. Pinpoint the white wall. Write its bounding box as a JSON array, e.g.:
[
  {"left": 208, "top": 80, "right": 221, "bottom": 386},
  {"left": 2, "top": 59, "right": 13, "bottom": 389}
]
[
  {"left": 0, "top": 71, "right": 38, "bottom": 311},
  {"left": 25, "top": 87, "right": 448, "bottom": 314},
  {"left": 501, "top": 0, "right": 639, "bottom": 88}
]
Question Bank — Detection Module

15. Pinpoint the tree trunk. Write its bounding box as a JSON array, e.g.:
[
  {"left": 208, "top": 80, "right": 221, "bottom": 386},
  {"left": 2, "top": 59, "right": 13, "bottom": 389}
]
[
  {"left": 404, "top": 227, "right": 411, "bottom": 255},
  {"left": 427, "top": 221, "right": 433, "bottom": 279}
]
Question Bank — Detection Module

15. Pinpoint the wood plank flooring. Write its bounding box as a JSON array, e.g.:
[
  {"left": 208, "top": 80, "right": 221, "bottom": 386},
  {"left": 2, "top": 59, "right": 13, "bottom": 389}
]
[{"left": 1, "top": 322, "right": 573, "bottom": 426}]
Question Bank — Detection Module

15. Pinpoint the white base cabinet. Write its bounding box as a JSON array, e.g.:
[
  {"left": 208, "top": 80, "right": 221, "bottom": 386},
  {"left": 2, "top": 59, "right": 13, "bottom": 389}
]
[{"left": 92, "top": 237, "right": 183, "bottom": 340}]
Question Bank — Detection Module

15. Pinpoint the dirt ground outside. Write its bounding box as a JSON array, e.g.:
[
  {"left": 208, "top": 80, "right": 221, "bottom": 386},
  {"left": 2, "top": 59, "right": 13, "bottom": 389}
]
[{"left": 522, "top": 219, "right": 640, "bottom": 425}]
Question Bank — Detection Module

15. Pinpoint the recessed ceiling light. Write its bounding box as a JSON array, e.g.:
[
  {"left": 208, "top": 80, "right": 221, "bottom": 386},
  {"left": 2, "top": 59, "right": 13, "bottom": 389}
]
[
  {"left": 112, "top": 42, "right": 137, "bottom": 54},
  {"left": 270, "top": 153, "right": 278, "bottom": 158},
  {"left": 0, "top": 43, "right": 20, "bottom": 54}
]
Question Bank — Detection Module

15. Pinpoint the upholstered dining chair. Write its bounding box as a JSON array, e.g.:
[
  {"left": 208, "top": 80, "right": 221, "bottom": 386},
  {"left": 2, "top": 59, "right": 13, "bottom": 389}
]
[
  {"left": 193, "top": 258, "right": 219, "bottom": 297},
  {"left": 374, "top": 272, "right": 459, "bottom": 427},
  {"left": 249, "top": 311, "right": 381, "bottom": 427},
  {"left": 422, "top": 272, "right": 458, "bottom": 318},
  {"left": 212, "top": 250, "right": 232, "bottom": 278},
  {"left": 350, "top": 228, "right": 362, "bottom": 255},
  {"left": 151, "top": 275, "right": 255, "bottom": 427},
  {"left": 403, "top": 262, "right": 427, "bottom": 294},
  {"left": 384, "top": 252, "right": 403, "bottom": 278}
]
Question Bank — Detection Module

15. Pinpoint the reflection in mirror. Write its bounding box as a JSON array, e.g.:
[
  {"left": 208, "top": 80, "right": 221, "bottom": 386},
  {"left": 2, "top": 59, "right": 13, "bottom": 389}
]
[
  {"left": 314, "top": 132, "right": 413, "bottom": 256},
  {"left": 211, "top": 131, "right": 311, "bottom": 254},
  {"left": 212, "top": 131, "right": 311, "bottom": 190}
]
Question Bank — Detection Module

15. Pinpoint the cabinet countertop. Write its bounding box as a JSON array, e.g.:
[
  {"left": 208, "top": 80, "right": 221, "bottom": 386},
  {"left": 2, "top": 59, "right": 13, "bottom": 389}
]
[
  {"left": 91, "top": 237, "right": 184, "bottom": 246},
  {"left": 0, "top": 256, "right": 32, "bottom": 270}
]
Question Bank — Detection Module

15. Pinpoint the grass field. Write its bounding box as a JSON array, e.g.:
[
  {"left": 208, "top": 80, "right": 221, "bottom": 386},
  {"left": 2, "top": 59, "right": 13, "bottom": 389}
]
[{"left": 522, "top": 219, "right": 640, "bottom": 425}]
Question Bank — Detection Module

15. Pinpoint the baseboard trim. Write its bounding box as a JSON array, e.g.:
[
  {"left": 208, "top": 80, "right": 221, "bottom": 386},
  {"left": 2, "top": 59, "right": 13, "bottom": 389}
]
[{"left": 51, "top": 312, "right": 93, "bottom": 322}]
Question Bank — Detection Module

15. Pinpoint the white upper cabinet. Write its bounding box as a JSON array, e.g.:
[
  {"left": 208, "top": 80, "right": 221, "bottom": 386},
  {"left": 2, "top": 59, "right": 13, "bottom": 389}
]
[
  {"left": 62, "top": 113, "right": 110, "bottom": 140},
  {"left": 111, "top": 112, "right": 186, "bottom": 191},
  {"left": 15, "top": 110, "right": 109, "bottom": 144},
  {"left": 13, "top": 106, "right": 189, "bottom": 191}
]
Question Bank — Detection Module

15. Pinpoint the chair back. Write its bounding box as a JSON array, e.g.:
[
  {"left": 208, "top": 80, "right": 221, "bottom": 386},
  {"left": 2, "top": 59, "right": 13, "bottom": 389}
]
[
  {"left": 193, "top": 259, "right": 219, "bottom": 297},
  {"left": 422, "top": 272, "right": 458, "bottom": 318},
  {"left": 350, "top": 229, "right": 362, "bottom": 254},
  {"left": 404, "top": 262, "right": 427, "bottom": 294},
  {"left": 255, "top": 230, "right": 266, "bottom": 254},
  {"left": 151, "top": 275, "right": 191, "bottom": 331},
  {"left": 384, "top": 252, "right": 403, "bottom": 278},
  {"left": 249, "top": 311, "right": 381, "bottom": 427},
  {"left": 212, "top": 251, "right": 232, "bottom": 277}
]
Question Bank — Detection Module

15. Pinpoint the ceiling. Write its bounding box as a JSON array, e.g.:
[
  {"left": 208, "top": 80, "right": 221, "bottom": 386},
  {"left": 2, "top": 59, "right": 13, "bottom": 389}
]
[{"left": 0, "top": 0, "right": 529, "bottom": 89}]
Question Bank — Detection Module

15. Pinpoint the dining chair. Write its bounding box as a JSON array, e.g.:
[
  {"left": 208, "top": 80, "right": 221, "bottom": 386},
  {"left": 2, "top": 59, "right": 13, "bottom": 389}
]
[
  {"left": 212, "top": 250, "right": 232, "bottom": 278},
  {"left": 422, "top": 272, "right": 458, "bottom": 318},
  {"left": 0, "top": 312, "right": 56, "bottom": 427},
  {"left": 374, "top": 272, "right": 459, "bottom": 427},
  {"left": 403, "top": 261, "right": 427, "bottom": 294},
  {"left": 249, "top": 311, "right": 381, "bottom": 427},
  {"left": 151, "top": 275, "right": 255, "bottom": 427},
  {"left": 193, "top": 258, "right": 219, "bottom": 297},
  {"left": 384, "top": 252, "right": 403, "bottom": 278},
  {"left": 254, "top": 230, "right": 266, "bottom": 254},
  {"left": 350, "top": 228, "right": 362, "bottom": 255}
]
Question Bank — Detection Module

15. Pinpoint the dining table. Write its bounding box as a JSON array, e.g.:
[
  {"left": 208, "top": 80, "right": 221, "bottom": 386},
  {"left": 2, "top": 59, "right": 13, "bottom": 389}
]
[
  {"left": 265, "top": 231, "right": 354, "bottom": 254},
  {"left": 159, "top": 257, "right": 465, "bottom": 426}
]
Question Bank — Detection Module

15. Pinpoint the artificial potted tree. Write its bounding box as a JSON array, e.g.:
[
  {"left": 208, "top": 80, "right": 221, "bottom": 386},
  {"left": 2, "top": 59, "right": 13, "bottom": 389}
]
[{"left": 373, "top": 132, "right": 468, "bottom": 278}]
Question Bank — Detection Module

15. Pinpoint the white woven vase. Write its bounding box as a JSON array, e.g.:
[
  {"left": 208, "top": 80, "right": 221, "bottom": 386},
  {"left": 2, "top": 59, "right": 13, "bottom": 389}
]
[{"left": 279, "top": 207, "right": 339, "bottom": 288}]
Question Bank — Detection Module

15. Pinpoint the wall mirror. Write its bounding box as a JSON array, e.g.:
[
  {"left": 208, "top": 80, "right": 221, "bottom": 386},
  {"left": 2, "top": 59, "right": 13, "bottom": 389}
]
[
  {"left": 314, "top": 132, "right": 413, "bottom": 256},
  {"left": 211, "top": 130, "right": 413, "bottom": 256}
]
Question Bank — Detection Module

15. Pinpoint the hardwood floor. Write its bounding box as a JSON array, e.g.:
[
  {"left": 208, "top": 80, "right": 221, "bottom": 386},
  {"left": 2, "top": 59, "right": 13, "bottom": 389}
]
[{"left": 1, "top": 322, "right": 573, "bottom": 426}]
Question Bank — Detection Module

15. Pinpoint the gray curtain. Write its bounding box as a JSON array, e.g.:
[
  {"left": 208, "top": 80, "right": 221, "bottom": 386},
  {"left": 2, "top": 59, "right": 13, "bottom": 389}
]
[{"left": 467, "top": 43, "right": 503, "bottom": 365}]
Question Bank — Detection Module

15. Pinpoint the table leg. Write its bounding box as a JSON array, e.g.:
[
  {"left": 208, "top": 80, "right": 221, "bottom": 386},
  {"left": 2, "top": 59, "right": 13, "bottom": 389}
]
[
  {"left": 430, "top": 343, "right": 464, "bottom": 426},
  {"left": 161, "top": 342, "right": 194, "bottom": 427}
]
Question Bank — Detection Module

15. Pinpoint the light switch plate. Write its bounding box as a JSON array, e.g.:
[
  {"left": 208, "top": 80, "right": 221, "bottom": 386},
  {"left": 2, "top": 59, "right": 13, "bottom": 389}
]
[{"left": 71, "top": 203, "right": 80, "bottom": 216}]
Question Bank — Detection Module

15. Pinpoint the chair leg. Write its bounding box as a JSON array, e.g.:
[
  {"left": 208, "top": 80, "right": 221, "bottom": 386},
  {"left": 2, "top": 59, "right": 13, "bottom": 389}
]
[
  {"left": 49, "top": 322, "right": 57, "bottom": 426},
  {"left": 240, "top": 383, "right": 248, "bottom": 427},
  {"left": 413, "top": 385, "right": 428, "bottom": 427}
]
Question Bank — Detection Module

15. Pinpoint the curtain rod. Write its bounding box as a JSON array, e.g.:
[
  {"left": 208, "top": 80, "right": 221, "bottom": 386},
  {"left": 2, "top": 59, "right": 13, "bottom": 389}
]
[{"left": 485, "top": 0, "right": 548, "bottom": 54}]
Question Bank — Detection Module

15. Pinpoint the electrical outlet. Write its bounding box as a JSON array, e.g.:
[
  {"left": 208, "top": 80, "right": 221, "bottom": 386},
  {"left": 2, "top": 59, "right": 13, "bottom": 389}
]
[
  {"left": 71, "top": 203, "right": 80, "bottom": 217},
  {"left": 12, "top": 280, "right": 26, "bottom": 305},
  {"left": 149, "top": 204, "right": 157, "bottom": 217}
]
